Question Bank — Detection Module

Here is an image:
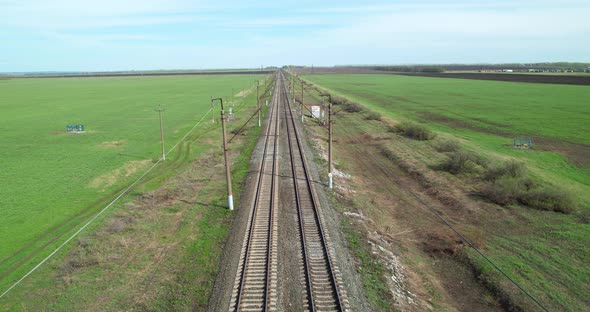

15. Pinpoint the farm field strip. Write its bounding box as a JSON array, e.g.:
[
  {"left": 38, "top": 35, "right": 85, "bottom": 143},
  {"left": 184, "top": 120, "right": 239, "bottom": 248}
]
[
  {"left": 0, "top": 75, "right": 265, "bottom": 292},
  {"left": 300, "top": 73, "right": 590, "bottom": 310},
  {"left": 0, "top": 105, "right": 217, "bottom": 299},
  {"left": 303, "top": 74, "right": 590, "bottom": 204}
]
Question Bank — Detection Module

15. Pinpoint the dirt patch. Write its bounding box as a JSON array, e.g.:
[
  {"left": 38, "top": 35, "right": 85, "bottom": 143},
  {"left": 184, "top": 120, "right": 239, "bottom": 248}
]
[
  {"left": 235, "top": 89, "right": 252, "bottom": 97},
  {"left": 99, "top": 140, "right": 127, "bottom": 148},
  {"left": 367, "top": 231, "right": 420, "bottom": 309},
  {"left": 535, "top": 137, "right": 590, "bottom": 167},
  {"left": 89, "top": 159, "right": 151, "bottom": 190},
  {"left": 393, "top": 72, "right": 590, "bottom": 86}
]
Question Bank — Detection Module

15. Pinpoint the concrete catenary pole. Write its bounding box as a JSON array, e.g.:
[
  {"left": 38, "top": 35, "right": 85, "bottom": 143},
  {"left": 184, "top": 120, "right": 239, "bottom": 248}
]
[
  {"left": 328, "top": 96, "right": 333, "bottom": 189},
  {"left": 321, "top": 94, "right": 333, "bottom": 189},
  {"left": 301, "top": 80, "right": 304, "bottom": 124},
  {"left": 155, "top": 105, "right": 166, "bottom": 161},
  {"left": 256, "top": 80, "right": 261, "bottom": 127},
  {"left": 291, "top": 76, "right": 295, "bottom": 102},
  {"left": 212, "top": 97, "right": 234, "bottom": 210}
]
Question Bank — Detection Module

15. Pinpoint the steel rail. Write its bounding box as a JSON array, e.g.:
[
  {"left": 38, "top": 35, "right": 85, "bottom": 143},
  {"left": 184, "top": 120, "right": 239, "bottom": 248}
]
[
  {"left": 233, "top": 75, "right": 280, "bottom": 311},
  {"left": 280, "top": 71, "right": 344, "bottom": 311}
]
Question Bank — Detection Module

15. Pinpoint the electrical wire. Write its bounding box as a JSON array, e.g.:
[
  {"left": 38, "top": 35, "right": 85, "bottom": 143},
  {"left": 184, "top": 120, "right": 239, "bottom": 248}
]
[
  {"left": 0, "top": 107, "right": 213, "bottom": 300},
  {"left": 290, "top": 72, "right": 551, "bottom": 312}
]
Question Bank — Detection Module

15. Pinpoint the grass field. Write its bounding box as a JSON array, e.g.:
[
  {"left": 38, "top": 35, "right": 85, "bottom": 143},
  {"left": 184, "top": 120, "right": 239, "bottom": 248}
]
[
  {"left": 0, "top": 74, "right": 264, "bottom": 293},
  {"left": 302, "top": 74, "right": 590, "bottom": 310},
  {"left": 304, "top": 74, "right": 590, "bottom": 205}
]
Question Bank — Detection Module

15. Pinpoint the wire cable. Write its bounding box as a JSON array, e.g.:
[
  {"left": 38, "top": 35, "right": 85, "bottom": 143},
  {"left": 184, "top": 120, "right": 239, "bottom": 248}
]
[
  {"left": 293, "top": 75, "right": 550, "bottom": 312},
  {"left": 228, "top": 107, "right": 262, "bottom": 144},
  {"left": 403, "top": 187, "right": 549, "bottom": 311},
  {"left": 0, "top": 107, "right": 213, "bottom": 300}
]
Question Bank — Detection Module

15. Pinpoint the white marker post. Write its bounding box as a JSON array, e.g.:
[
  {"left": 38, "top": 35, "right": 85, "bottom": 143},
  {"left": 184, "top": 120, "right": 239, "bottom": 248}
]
[{"left": 156, "top": 105, "right": 166, "bottom": 161}]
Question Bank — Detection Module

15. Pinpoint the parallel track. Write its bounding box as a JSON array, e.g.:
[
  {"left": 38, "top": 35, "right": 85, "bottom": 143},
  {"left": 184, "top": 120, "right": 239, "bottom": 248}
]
[
  {"left": 230, "top": 71, "right": 345, "bottom": 311},
  {"left": 280, "top": 72, "right": 345, "bottom": 312},
  {"left": 230, "top": 75, "right": 281, "bottom": 311}
]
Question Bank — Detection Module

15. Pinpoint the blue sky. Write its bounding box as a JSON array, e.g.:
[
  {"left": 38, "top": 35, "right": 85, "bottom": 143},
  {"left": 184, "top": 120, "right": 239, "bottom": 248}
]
[{"left": 1, "top": 0, "right": 589, "bottom": 72}]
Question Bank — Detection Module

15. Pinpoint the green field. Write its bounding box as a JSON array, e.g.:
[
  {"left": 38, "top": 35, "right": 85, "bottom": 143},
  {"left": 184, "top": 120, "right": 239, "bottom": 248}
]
[
  {"left": 304, "top": 74, "right": 590, "bottom": 204},
  {"left": 0, "top": 75, "right": 263, "bottom": 292},
  {"left": 303, "top": 73, "right": 590, "bottom": 310}
]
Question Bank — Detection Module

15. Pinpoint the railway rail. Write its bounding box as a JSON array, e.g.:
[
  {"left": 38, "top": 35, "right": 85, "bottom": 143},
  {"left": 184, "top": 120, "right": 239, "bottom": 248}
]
[
  {"left": 229, "top": 74, "right": 281, "bottom": 311},
  {"left": 229, "top": 71, "right": 346, "bottom": 311}
]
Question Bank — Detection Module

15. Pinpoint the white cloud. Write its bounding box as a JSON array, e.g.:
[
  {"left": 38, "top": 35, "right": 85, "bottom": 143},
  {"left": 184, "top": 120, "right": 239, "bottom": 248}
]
[
  {"left": 0, "top": 0, "right": 209, "bottom": 29},
  {"left": 1, "top": 0, "right": 589, "bottom": 70}
]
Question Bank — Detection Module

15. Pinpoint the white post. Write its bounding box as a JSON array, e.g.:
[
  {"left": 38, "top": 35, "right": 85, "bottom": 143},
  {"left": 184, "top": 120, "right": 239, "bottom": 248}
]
[
  {"left": 228, "top": 195, "right": 234, "bottom": 211},
  {"left": 328, "top": 172, "right": 333, "bottom": 189}
]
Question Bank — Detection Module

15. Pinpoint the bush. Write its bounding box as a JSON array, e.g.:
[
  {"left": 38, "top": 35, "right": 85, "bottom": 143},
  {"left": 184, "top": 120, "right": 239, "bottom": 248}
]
[
  {"left": 393, "top": 122, "right": 435, "bottom": 140},
  {"left": 480, "top": 176, "right": 576, "bottom": 213},
  {"left": 343, "top": 101, "right": 364, "bottom": 113},
  {"left": 380, "top": 147, "right": 398, "bottom": 161},
  {"left": 520, "top": 187, "right": 576, "bottom": 213},
  {"left": 483, "top": 160, "right": 526, "bottom": 181},
  {"left": 365, "top": 112, "right": 382, "bottom": 121},
  {"left": 437, "top": 150, "right": 481, "bottom": 174},
  {"left": 434, "top": 139, "right": 460, "bottom": 153},
  {"left": 331, "top": 96, "right": 347, "bottom": 106},
  {"left": 420, "top": 66, "right": 445, "bottom": 73},
  {"left": 480, "top": 177, "right": 533, "bottom": 205}
]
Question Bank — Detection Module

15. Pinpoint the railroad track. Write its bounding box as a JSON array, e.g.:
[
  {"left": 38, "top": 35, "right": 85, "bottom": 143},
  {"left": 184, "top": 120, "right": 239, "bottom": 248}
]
[
  {"left": 280, "top": 73, "right": 346, "bottom": 312},
  {"left": 230, "top": 71, "right": 346, "bottom": 311},
  {"left": 230, "top": 74, "right": 281, "bottom": 311}
]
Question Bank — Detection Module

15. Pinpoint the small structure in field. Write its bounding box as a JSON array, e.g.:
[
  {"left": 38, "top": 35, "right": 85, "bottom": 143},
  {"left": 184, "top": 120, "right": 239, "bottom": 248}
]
[
  {"left": 66, "top": 124, "right": 86, "bottom": 134},
  {"left": 513, "top": 136, "right": 533, "bottom": 149}
]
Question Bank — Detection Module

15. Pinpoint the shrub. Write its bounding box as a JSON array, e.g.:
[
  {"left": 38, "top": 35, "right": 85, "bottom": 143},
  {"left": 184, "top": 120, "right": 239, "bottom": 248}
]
[
  {"left": 434, "top": 139, "right": 460, "bottom": 153},
  {"left": 483, "top": 160, "right": 526, "bottom": 181},
  {"left": 393, "top": 122, "right": 435, "bottom": 140},
  {"left": 420, "top": 66, "right": 445, "bottom": 73},
  {"left": 437, "top": 151, "right": 481, "bottom": 174},
  {"left": 365, "top": 111, "right": 382, "bottom": 121},
  {"left": 331, "top": 96, "right": 347, "bottom": 106},
  {"left": 519, "top": 187, "right": 576, "bottom": 213},
  {"left": 480, "top": 177, "right": 531, "bottom": 205},
  {"left": 380, "top": 147, "right": 398, "bottom": 161},
  {"left": 343, "top": 101, "right": 364, "bottom": 113},
  {"left": 480, "top": 176, "right": 575, "bottom": 213}
]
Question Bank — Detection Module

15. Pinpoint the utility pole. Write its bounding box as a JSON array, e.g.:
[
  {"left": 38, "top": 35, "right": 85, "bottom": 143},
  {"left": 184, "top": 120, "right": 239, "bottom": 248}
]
[
  {"left": 291, "top": 77, "right": 295, "bottom": 102},
  {"left": 256, "top": 80, "right": 261, "bottom": 127},
  {"left": 211, "top": 96, "right": 215, "bottom": 124},
  {"left": 321, "top": 96, "right": 325, "bottom": 126},
  {"left": 321, "top": 94, "right": 333, "bottom": 189},
  {"left": 211, "top": 97, "right": 234, "bottom": 210},
  {"left": 301, "top": 80, "right": 304, "bottom": 124},
  {"left": 155, "top": 105, "right": 166, "bottom": 161}
]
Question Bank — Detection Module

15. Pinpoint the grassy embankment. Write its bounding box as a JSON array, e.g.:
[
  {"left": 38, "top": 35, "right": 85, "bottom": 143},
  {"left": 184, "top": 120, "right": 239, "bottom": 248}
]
[
  {"left": 0, "top": 74, "right": 270, "bottom": 308},
  {"left": 302, "top": 74, "right": 590, "bottom": 310},
  {"left": 305, "top": 74, "right": 590, "bottom": 204}
]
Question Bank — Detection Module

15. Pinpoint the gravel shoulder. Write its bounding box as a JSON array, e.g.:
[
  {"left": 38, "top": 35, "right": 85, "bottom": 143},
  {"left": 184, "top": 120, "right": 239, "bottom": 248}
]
[{"left": 294, "top": 115, "right": 372, "bottom": 311}]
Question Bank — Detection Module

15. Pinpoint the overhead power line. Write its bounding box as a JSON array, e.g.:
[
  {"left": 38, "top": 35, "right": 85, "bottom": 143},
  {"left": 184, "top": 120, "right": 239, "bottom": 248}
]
[{"left": 0, "top": 108, "right": 213, "bottom": 300}]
